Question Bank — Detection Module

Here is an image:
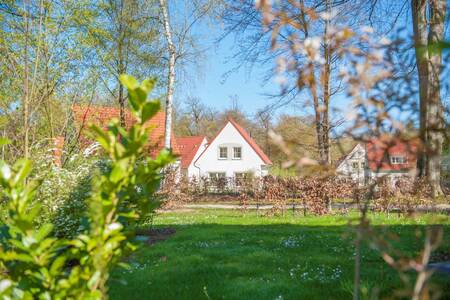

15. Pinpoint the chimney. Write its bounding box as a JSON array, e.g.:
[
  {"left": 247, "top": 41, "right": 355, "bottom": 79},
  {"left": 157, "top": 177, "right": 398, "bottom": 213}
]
[{"left": 52, "top": 136, "right": 65, "bottom": 167}]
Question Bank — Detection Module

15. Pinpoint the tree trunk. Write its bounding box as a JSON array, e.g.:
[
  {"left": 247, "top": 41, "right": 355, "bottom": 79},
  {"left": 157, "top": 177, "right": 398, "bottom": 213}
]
[
  {"left": 118, "top": 0, "right": 126, "bottom": 128},
  {"left": 321, "top": 0, "right": 332, "bottom": 165},
  {"left": 426, "top": 0, "right": 445, "bottom": 197},
  {"left": 118, "top": 82, "right": 126, "bottom": 128},
  {"left": 310, "top": 63, "right": 325, "bottom": 163},
  {"left": 412, "top": 0, "right": 429, "bottom": 178},
  {"left": 160, "top": 0, "right": 175, "bottom": 150},
  {"left": 23, "top": 0, "right": 30, "bottom": 159},
  {"left": 411, "top": 0, "right": 445, "bottom": 197}
]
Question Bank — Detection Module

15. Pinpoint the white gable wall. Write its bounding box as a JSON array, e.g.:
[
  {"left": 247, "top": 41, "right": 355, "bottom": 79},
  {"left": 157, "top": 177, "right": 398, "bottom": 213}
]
[
  {"left": 192, "top": 122, "right": 267, "bottom": 178},
  {"left": 336, "top": 143, "right": 366, "bottom": 183}
]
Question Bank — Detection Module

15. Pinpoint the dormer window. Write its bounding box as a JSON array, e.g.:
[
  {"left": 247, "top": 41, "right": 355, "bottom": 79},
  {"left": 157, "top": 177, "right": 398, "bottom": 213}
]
[
  {"left": 219, "top": 146, "right": 228, "bottom": 159},
  {"left": 390, "top": 156, "right": 406, "bottom": 164},
  {"left": 233, "top": 147, "right": 242, "bottom": 159}
]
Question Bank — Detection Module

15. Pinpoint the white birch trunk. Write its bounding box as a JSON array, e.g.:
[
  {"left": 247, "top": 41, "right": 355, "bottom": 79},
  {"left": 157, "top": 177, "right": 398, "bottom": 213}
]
[{"left": 159, "top": 0, "right": 175, "bottom": 150}]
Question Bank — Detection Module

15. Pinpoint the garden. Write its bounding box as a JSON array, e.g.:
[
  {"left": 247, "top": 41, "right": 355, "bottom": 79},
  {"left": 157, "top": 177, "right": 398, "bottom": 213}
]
[
  {"left": 110, "top": 210, "right": 450, "bottom": 300},
  {"left": 1, "top": 0, "right": 450, "bottom": 299}
]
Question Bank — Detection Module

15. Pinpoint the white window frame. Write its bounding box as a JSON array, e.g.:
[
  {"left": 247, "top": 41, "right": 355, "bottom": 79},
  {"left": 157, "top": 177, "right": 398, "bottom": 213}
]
[
  {"left": 390, "top": 156, "right": 406, "bottom": 164},
  {"left": 352, "top": 161, "right": 359, "bottom": 170},
  {"left": 218, "top": 146, "right": 228, "bottom": 160},
  {"left": 233, "top": 146, "right": 242, "bottom": 160},
  {"left": 209, "top": 172, "right": 226, "bottom": 179}
]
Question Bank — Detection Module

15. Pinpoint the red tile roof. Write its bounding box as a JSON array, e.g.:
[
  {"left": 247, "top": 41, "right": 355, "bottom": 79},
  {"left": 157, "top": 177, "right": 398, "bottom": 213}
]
[
  {"left": 228, "top": 118, "right": 272, "bottom": 165},
  {"left": 366, "top": 136, "right": 419, "bottom": 172},
  {"left": 176, "top": 136, "right": 206, "bottom": 168},
  {"left": 195, "top": 118, "right": 272, "bottom": 165},
  {"left": 71, "top": 104, "right": 178, "bottom": 156}
]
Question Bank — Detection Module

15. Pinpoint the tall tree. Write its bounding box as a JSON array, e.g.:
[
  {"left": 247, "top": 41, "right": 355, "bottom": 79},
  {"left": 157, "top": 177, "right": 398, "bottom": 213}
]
[
  {"left": 0, "top": 0, "right": 84, "bottom": 160},
  {"left": 78, "top": 0, "right": 161, "bottom": 127},
  {"left": 218, "top": 0, "right": 366, "bottom": 165},
  {"left": 412, "top": 0, "right": 446, "bottom": 197},
  {"left": 158, "top": 0, "right": 216, "bottom": 149},
  {"left": 159, "top": 0, "right": 175, "bottom": 149}
]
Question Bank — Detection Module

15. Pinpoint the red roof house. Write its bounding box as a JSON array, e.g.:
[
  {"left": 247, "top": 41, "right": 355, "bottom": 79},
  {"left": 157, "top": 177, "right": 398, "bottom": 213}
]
[
  {"left": 336, "top": 135, "right": 420, "bottom": 184},
  {"left": 71, "top": 104, "right": 178, "bottom": 157},
  {"left": 176, "top": 136, "right": 208, "bottom": 169},
  {"left": 54, "top": 106, "right": 272, "bottom": 179},
  {"left": 366, "top": 136, "right": 419, "bottom": 173}
]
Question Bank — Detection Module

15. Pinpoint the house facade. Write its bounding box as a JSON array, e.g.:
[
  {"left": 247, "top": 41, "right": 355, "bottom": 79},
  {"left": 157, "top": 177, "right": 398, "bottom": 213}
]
[
  {"left": 336, "top": 137, "right": 418, "bottom": 184},
  {"left": 335, "top": 143, "right": 367, "bottom": 184},
  {"left": 190, "top": 118, "right": 272, "bottom": 179},
  {"left": 57, "top": 106, "right": 271, "bottom": 181}
]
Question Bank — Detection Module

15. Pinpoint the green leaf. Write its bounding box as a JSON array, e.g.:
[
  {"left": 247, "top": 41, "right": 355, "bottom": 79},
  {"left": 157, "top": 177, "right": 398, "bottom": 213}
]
[
  {"left": 89, "top": 125, "right": 111, "bottom": 151},
  {"left": 50, "top": 256, "right": 66, "bottom": 276},
  {"left": 141, "top": 78, "right": 157, "bottom": 93},
  {"left": 0, "top": 137, "right": 11, "bottom": 147},
  {"left": 141, "top": 101, "right": 160, "bottom": 123},
  {"left": 87, "top": 271, "right": 101, "bottom": 290},
  {"left": 119, "top": 74, "right": 139, "bottom": 90},
  {"left": 35, "top": 224, "right": 54, "bottom": 242},
  {"left": 110, "top": 159, "right": 129, "bottom": 183},
  {"left": 128, "top": 88, "right": 147, "bottom": 112},
  {"left": 12, "top": 159, "right": 32, "bottom": 185}
]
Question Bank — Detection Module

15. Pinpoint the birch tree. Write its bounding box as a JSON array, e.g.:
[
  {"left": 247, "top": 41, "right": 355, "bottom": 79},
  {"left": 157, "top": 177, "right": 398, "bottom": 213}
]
[
  {"left": 158, "top": 0, "right": 216, "bottom": 149},
  {"left": 159, "top": 0, "right": 175, "bottom": 149}
]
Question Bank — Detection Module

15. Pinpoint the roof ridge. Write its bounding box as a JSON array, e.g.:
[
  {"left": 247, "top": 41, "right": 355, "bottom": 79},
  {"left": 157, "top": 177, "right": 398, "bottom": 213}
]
[{"left": 194, "top": 119, "right": 272, "bottom": 165}]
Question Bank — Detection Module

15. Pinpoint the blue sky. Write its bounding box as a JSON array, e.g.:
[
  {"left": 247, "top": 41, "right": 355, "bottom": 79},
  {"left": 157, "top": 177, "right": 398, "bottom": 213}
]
[
  {"left": 174, "top": 14, "right": 354, "bottom": 121},
  {"left": 174, "top": 4, "right": 448, "bottom": 124},
  {"left": 175, "top": 20, "right": 296, "bottom": 118}
]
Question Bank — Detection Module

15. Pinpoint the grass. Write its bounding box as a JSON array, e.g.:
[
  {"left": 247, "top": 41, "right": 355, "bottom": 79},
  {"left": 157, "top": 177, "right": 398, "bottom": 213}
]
[{"left": 109, "top": 210, "right": 450, "bottom": 300}]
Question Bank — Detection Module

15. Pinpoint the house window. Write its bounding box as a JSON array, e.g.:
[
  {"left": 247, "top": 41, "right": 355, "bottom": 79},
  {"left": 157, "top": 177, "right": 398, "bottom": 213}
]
[
  {"left": 233, "top": 147, "right": 242, "bottom": 159},
  {"left": 390, "top": 156, "right": 406, "bottom": 164},
  {"left": 234, "top": 172, "right": 251, "bottom": 186},
  {"left": 352, "top": 162, "right": 359, "bottom": 170},
  {"left": 219, "top": 147, "right": 227, "bottom": 159},
  {"left": 209, "top": 172, "right": 226, "bottom": 180},
  {"left": 360, "top": 162, "right": 365, "bottom": 169}
]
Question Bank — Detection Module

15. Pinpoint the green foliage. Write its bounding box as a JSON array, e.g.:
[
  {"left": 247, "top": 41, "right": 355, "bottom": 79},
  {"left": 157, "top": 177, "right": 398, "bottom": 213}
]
[
  {"left": 0, "top": 76, "right": 174, "bottom": 299},
  {"left": 27, "top": 154, "right": 99, "bottom": 238}
]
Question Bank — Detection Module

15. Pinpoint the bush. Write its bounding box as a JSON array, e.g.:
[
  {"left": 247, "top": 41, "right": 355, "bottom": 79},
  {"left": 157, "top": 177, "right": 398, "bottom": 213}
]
[
  {"left": 0, "top": 75, "right": 174, "bottom": 298},
  {"left": 28, "top": 153, "right": 99, "bottom": 238}
]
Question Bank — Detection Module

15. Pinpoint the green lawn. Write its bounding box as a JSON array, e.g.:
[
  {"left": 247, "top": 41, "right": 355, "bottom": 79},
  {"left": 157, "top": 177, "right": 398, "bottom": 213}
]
[{"left": 109, "top": 210, "right": 450, "bottom": 300}]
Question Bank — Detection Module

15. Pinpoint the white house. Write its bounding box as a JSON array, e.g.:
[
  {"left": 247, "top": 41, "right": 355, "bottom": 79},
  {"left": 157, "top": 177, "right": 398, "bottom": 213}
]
[
  {"left": 182, "top": 118, "right": 272, "bottom": 180},
  {"left": 336, "top": 137, "right": 418, "bottom": 185},
  {"left": 336, "top": 143, "right": 367, "bottom": 184}
]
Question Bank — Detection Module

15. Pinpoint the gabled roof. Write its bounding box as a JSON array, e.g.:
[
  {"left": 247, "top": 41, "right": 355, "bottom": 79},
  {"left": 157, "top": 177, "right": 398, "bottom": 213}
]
[
  {"left": 176, "top": 136, "right": 206, "bottom": 168},
  {"left": 228, "top": 118, "right": 272, "bottom": 165},
  {"left": 336, "top": 143, "right": 363, "bottom": 170},
  {"left": 366, "top": 136, "right": 419, "bottom": 171},
  {"left": 195, "top": 118, "right": 272, "bottom": 165},
  {"left": 71, "top": 104, "right": 179, "bottom": 156}
]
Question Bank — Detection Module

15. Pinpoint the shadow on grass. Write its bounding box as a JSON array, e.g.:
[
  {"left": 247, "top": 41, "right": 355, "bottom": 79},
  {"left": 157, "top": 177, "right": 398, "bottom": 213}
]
[{"left": 109, "top": 223, "right": 449, "bottom": 300}]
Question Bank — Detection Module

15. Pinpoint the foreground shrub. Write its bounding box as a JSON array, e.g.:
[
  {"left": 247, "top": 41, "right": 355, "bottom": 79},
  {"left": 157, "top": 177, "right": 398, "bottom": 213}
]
[{"left": 0, "top": 75, "right": 174, "bottom": 298}]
